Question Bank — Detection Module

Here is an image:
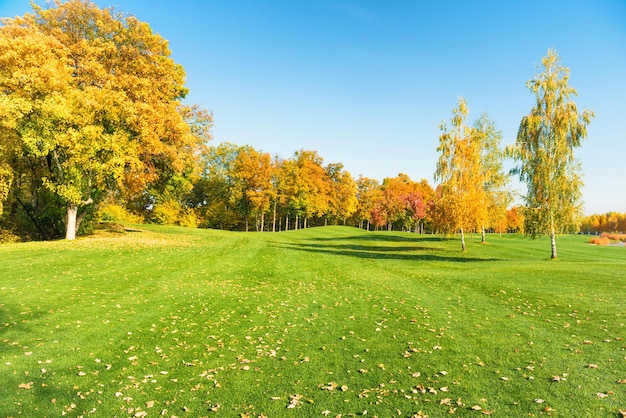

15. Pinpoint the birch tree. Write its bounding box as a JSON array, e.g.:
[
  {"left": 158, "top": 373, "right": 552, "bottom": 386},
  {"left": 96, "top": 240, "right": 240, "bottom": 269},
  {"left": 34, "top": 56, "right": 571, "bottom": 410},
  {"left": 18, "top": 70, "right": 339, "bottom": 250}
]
[
  {"left": 435, "top": 97, "right": 486, "bottom": 251},
  {"left": 514, "top": 49, "right": 593, "bottom": 259},
  {"left": 474, "top": 113, "right": 510, "bottom": 242}
]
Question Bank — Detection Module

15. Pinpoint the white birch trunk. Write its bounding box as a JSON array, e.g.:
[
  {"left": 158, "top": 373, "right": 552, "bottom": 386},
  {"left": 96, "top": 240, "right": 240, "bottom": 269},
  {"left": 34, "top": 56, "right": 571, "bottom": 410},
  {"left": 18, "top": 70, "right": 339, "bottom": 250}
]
[{"left": 65, "top": 203, "right": 78, "bottom": 240}]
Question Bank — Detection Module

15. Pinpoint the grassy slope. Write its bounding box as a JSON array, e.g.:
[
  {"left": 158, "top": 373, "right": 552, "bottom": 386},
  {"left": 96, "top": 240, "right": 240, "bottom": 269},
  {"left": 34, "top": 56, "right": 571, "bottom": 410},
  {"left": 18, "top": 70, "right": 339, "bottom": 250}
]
[{"left": 0, "top": 226, "right": 624, "bottom": 417}]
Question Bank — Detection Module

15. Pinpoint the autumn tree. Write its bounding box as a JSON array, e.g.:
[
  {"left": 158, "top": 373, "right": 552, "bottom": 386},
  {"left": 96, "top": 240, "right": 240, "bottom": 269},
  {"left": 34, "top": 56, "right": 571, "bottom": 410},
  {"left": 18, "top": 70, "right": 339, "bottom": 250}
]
[
  {"left": 325, "top": 163, "right": 358, "bottom": 225},
  {"left": 354, "top": 176, "right": 380, "bottom": 230},
  {"left": 435, "top": 97, "right": 487, "bottom": 251},
  {"left": 188, "top": 142, "right": 242, "bottom": 229},
  {"left": 283, "top": 150, "right": 330, "bottom": 229},
  {"left": 506, "top": 206, "right": 525, "bottom": 234},
  {"left": 473, "top": 113, "right": 510, "bottom": 242},
  {"left": 0, "top": 1, "right": 208, "bottom": 239},
  {"left": 513, "top": 49, "right": 593, "bottom": 258},
  {"left": 231, "top": 147, "right": 273, "bottom": 231}
]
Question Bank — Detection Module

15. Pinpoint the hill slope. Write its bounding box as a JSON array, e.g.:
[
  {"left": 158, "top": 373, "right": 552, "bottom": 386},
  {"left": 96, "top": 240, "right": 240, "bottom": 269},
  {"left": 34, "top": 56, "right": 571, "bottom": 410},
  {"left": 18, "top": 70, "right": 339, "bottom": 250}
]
[{"left": 1, "top": 226, "right": 625, "bottom": 416}]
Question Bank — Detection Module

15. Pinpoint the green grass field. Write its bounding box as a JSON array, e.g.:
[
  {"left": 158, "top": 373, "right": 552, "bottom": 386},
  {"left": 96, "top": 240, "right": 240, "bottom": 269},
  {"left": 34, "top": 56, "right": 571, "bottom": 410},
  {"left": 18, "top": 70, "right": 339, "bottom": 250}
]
[{"left": 1, "top": 226, "right": 624, "bottom": 417}]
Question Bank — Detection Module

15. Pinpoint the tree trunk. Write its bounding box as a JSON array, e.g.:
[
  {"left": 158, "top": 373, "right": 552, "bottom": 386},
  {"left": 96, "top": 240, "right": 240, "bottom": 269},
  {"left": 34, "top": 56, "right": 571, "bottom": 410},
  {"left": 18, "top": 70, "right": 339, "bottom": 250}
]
[
  {"left": 272, "top": 199, "right": 277, "bottom": 232},
  {"left": 460, "top": 228, "right": 466, "bottom": 252},
  {"left": 481, "top": 226, "right": 486, "bottom": 243},
  {"left": 260, "top": 212, "right": 265, "bottom": 232},
  {"left": 65, "top": 203, "right": 78, "bottom": 240},
  {"left": 304, "top": 217, "right": 308, "bottom": 229},
  {"left": 550, "top": 228, "right": 557, "bottom": 259},
  {"left": 285, "top": 215, "right": 289, "bottom": 231}
]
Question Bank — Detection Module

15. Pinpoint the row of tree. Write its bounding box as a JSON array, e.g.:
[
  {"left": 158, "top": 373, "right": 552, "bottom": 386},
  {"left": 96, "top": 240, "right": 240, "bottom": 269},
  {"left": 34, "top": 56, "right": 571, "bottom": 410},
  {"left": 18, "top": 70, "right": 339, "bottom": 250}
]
[
  {"left": 580, "top": 212, "right": 626, "bottom": 234},
  {"left": 99, "top": 141, "right": 528, "bottom": 237}
]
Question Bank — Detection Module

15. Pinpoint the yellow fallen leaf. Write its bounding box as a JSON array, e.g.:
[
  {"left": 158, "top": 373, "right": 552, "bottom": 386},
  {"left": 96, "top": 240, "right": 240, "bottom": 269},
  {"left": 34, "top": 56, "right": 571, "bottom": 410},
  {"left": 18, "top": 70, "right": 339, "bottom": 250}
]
[{"left": 18, "top": 382, "right": 33, "bottom": 390}]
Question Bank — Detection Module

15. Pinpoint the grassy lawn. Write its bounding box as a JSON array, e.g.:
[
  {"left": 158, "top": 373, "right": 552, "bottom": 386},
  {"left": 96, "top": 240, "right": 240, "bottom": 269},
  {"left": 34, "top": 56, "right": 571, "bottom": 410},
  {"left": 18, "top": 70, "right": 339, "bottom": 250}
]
[{"left": 1, "top": 226, "right": 624, "bottom": 417}]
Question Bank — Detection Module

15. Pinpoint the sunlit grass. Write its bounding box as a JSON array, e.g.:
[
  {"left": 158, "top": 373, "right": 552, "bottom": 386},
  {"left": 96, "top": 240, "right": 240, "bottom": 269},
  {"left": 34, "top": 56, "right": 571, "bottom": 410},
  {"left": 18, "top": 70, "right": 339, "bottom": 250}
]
[{"left": 1, "top": 226, "right": 624, "bottom": 417}]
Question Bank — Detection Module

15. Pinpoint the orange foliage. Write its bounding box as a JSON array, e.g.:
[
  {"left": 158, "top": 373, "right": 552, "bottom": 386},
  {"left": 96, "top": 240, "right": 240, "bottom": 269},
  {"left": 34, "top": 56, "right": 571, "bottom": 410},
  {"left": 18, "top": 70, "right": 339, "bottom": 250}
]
[{"left": 588, "top": 236, "right": 610, "bottom": 246}]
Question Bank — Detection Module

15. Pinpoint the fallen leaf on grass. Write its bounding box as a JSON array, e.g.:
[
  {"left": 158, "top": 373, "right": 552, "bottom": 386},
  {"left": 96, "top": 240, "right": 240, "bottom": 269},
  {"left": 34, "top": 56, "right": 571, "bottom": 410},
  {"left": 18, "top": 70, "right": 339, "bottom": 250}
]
[
  {"left": 618, "top": 379, "right": 626, "bottom": 384},
  {"left": 320, "top": 382, "right": 338, "bottom": 391},
  {"left": 18, "top": 382, "right": 33, "bottom": 390},
  {"left": 587, "top": 364, "right": 598, "bottom": 369},
  {"left": 287, "top": 394, "right": 303, "bottom": 409}
]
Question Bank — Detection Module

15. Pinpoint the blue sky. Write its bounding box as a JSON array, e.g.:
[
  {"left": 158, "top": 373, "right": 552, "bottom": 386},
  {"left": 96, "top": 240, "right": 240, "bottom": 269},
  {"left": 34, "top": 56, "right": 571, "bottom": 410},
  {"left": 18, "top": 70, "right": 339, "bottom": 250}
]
[{"left": 2, "top": 0, "right": 625, "bottom": 214}]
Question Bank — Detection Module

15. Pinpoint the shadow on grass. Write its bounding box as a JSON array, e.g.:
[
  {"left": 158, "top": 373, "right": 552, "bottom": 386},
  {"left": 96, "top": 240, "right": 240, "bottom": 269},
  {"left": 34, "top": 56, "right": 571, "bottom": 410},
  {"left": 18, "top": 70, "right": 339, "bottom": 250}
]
[{"left": 273, "top": 234, "right": 497, "bottom": 263}]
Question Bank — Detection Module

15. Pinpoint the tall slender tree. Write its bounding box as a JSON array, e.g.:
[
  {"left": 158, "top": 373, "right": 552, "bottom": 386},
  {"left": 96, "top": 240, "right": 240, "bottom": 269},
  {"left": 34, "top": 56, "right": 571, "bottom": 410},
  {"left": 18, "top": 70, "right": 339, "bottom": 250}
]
[
  {"left": 514, "top": 49, "right": 593, "bottom": 259},
  {"left": 473, "top": 113, "right": 510, "bottom": 242},
  {"left": 435, "top": 97, "right": 487, "bottom": 251}
]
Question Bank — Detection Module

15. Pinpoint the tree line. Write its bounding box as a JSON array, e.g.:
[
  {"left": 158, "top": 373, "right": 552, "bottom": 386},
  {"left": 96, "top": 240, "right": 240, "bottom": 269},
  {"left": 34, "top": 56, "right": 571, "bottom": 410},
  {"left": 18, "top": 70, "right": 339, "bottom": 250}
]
[
  {"left": 102, "top": 142, "right": 528, "bottom": 236},
  {"left": 0, "top": 2, "right": 598, "bottom": 258}
]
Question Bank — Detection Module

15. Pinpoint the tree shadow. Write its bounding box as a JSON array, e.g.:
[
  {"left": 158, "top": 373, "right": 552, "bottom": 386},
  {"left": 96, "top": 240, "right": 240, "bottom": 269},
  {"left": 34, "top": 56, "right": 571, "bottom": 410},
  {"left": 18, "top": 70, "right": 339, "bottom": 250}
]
[
  {"left": 309, "top": 233, "right": 449, "bottom": 244},
  {"left": 273, "top": 237, "right": 497, "bottom": 263}
]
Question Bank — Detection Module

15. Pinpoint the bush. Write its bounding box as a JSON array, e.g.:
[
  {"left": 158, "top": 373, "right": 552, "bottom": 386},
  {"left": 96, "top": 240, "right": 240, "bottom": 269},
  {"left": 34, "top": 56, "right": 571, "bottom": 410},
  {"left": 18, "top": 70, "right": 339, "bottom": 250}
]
[
  {"left": 600, "top": 233, "right": 626, "bottom": 242},
  {"left": 98, "top": 203, "right": 143, "bottom": 224},
  {"left": 178, "top": 208, "right": 199, "bottom": 228},
  {"left": 589, "top": 236, "right": 611, "bottom": 246},
  {"left": 0, "top": 229, "right": 21, "bottom": 244}
]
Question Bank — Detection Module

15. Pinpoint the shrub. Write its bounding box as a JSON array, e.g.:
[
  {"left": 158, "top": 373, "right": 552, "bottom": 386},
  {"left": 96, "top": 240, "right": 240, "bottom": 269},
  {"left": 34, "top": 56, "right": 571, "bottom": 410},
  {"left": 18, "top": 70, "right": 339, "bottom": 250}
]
[
  {"left": 178, "top": 208, "right": 199, "bottom": 228},
  {"left": 98, "top": 203, "right": 143, "bottom": 224},
  {"left": 600, "top": 232, "right": 626, "bottom": 242},
  {"left": 0, "top": 229, "right": 21, "bottom": 244},
  {"left": 151, "top": 201, "right": 181, "bottom": 225},
  {"left": 589, "top": 236, "right": 611, "bottom": 246}
]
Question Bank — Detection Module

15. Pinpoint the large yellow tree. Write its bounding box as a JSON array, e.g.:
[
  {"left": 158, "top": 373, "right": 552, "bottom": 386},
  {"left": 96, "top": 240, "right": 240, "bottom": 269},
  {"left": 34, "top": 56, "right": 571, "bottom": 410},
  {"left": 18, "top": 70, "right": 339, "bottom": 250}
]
[
  {"left": 514, "top": 49, "right": 593, "bottom": 259},
  {"left": 435, "top": 97, "right": 487, "bottom": 251},
  {"left": 0, "top": 0, "right": 207, "bottom": 239}
]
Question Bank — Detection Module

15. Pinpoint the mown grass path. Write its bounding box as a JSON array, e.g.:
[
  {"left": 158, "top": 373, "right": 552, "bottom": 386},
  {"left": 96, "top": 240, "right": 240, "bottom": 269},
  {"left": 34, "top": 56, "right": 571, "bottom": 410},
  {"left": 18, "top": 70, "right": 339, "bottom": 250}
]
[{"left": 1, "top": 226, "right": 624, "bottom": 417}]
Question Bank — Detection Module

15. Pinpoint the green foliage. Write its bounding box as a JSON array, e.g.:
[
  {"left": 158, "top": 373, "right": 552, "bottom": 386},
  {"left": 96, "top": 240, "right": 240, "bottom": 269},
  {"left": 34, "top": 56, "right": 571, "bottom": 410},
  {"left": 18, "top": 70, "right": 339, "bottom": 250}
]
[{"left": 0, "top": 226, "right": 624, "bottom": 416}]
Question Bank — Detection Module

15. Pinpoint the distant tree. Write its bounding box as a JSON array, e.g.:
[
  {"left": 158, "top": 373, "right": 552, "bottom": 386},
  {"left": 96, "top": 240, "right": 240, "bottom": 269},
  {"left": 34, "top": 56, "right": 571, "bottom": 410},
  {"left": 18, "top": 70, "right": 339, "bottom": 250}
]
[
  {"left": 473, "top": 113, "right": 511, "bottom": 242},
  {"left": 513, "top": 49, "right": 593, "bottom": 258},
  {"left": 231, "top": 147, "right": 273, "bottom": 231},
  {"left": 506, "top": 206, "right": 525, "bottom": 234},
  {"left": 435, "top": 97, "right": 487, "bottom": 251},
  {"left": 189, "top": 143, "right": 242, "bottom": 229},
  {"left": 354, "top": 176, "right": 380, "bottom": 230},
  {"left": 286, "top": 150, "right": 330, "bottom": 229},
  {"left": 325, "top": 163, "right": 358, "bottom": 225}
]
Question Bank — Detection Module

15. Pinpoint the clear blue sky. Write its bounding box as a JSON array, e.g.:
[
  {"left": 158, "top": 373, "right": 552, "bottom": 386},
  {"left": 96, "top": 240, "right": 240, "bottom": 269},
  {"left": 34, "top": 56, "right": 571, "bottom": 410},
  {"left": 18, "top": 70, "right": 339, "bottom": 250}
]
[{"left": 2, "top": 0, "right": 625, "bottom": 214}]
